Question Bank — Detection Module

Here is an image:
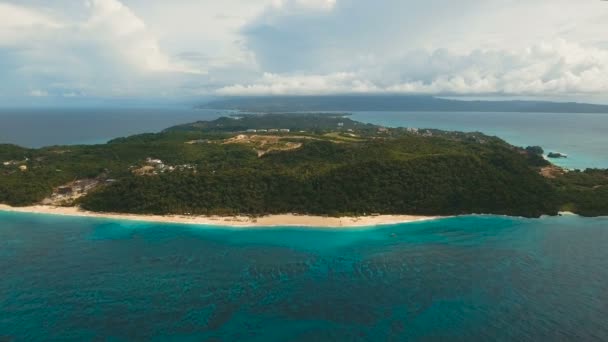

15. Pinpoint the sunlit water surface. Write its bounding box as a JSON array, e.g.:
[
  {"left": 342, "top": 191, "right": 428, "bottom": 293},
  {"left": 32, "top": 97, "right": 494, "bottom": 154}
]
[{"left": 1, "top": 212, "right": 607, "bottom": 341}]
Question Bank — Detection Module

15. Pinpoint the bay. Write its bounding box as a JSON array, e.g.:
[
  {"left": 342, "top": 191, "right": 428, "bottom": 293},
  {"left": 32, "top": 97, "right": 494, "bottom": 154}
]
[{"left": 1, "top": 211, "right": 607, "bottom": 340}]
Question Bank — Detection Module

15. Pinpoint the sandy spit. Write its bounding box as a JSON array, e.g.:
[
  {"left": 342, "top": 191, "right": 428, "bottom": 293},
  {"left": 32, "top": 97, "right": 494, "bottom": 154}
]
[{"left": 0, "top": 205, "right": 441, "bottom": 228}]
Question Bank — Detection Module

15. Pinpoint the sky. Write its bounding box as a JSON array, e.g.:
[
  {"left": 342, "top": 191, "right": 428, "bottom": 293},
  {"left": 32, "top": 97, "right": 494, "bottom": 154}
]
[{"left": 1, "top": 0, "right": 608, "bottom": 105}]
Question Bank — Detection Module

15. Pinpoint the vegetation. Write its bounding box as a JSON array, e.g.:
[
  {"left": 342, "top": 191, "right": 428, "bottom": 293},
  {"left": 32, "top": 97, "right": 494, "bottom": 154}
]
[
  {"left": 1, "top": 114, "right": 606, "bottom": 217},
  {"left": 551, "top": 169, "right": 608, "bottom": 217}
]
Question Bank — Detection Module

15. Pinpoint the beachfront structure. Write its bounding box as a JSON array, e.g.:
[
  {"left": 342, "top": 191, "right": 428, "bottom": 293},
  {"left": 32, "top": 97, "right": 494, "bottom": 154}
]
[
  {"left": 280, "top": 129, "right": 291, "bottom": 133},
  {"left": 146, "top": 158, "right": 163, "bottom": 165}
]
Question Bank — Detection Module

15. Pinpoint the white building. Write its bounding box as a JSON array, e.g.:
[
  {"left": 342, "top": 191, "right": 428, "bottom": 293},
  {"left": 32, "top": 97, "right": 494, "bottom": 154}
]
[{"left": 146, "top": 158, "right": 163, "bottom": 165}]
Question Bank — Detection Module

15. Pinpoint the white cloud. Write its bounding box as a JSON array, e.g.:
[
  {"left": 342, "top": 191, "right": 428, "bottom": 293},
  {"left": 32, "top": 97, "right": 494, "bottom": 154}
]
[
  {"left": 385, "top": 41, "right": 608, "bottom": 96},
  {"left": 0, "top": 2, "right": 61, "bottom": 45},
  {"left": 29, "top": 89, "right": 49, "bottom": 97},
  {"left": 218, "top": 40, "right": 608, "bottom": 96},
  {"left": 217, "top": 72, "right": 379, "bottom": 95},
  {"left": 271, "top": 0, "right": 336, "bottom": 12},
  {"left": 0, "top": 2, "right": 59, "bottom": 28},
  {"left": 229, "top": 0, "right": 608, "bottom": 97},
  {"left": 83, "top": 0, "right": 201, "bottom": 74},
  {"left": 0, "top": 0, "right": 203, "bottom": 101},
  {"left": 2, "top": 0, "right": 608, "bottom": 102}
]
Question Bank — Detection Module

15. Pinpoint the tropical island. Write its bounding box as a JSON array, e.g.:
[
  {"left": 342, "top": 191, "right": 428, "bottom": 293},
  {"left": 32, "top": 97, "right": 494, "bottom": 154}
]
[
  {"left": 1, "top": 113, "right": 607, "bottom": 226},
  {"left": 200, "top": 95, "right": 608, "bottom": 113}
]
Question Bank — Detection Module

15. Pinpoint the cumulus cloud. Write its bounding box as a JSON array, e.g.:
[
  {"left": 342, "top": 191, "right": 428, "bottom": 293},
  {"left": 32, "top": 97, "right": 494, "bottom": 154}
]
[
  {"left": 233, "top": 0, "right": 608, "bottom": 97},
  {"left": 83, "top": 0, "right": 200, "bottom": 74},
  {"left": 0, "top": 0, "right": 202, "bottom": 101},
  {"left": 0, "top": 2, "right": 61, "bottom": 45},
  {"left": 2, "top": 0, "right": 608, "bottom": 102},
  {"left": 217, "top": 72, "right": 379, "bottom": 95},
  {"left": 270, "top": 0, "right": 336, "bottom": 12},
  {"left": 385, "top": 40, "right": 608, "bottom": 96},
  {"left": 29, "top": 89, "right": 49, "bottom": 97},
  {"left": 218, "top": 40, "right": 608, "bottom": 96}
]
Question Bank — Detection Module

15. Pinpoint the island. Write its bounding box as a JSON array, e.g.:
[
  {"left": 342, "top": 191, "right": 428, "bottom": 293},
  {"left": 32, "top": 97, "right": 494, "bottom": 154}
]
[
  {"left": 547, "top": 152, "right": 568, "bottom": 159},
  {"left": 1, "top": 113, "right": 607, "bottom": 225},
  {"left": 199, "top": 95, "right": 608, "bottom": 114}
]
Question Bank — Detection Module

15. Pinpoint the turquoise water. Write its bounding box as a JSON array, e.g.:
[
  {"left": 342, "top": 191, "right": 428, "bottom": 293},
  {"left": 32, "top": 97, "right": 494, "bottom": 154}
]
[
  {"left": 2, "top": 211, "right": 608, "bottom": 340},
  {"left": 350, "top": 111, "right": 608, "bottom": 170}
]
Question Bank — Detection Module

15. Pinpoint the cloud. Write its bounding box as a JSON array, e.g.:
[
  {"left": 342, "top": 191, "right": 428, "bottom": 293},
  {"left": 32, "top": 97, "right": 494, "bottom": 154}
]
[
  {"left": 217, "top": 40, "right": 608, "bottom": 96},
  {"left": 0, "top": 2, "right": 61, "bottom": 45},
  {"left": 217, "top": 72, "right": 379, "bottom": 95},
  {"left": 29, "top": 89, "right": 49, "bottom": 97},
  {"left": 384, "top": 41, "right": 608, "bottom": 96},
  {"left": 270, "top": 0, "right": 336, "bottom": 12},
  {"left": 0, "top": 0, "right": 203, "bottom": 102},
  {"left": 0, "top": 2, "right": 58, "bottom": 28},
  {"left": 83, "top": 0, "right": 200, "bottom": 74},
  {"left": 243, "top": 0, "right": 608, "bottom": 71},
  {"left": 232, "top": 0, "right": 608, "bottom": 97},
  {"left": 2, "top": 0, "right": 608, "bottom": 102}
]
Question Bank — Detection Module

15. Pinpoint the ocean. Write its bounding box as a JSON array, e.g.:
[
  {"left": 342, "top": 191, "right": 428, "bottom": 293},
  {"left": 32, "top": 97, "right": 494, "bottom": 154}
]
[
  {"left": 1, "top": 211, "right": 608, "bottom": 340},
  {"left": 2, "top": 108, "right": 608, "bottom": 340},
  {"left": 0, "top": 107, "right": 231, "bottom": 148}
]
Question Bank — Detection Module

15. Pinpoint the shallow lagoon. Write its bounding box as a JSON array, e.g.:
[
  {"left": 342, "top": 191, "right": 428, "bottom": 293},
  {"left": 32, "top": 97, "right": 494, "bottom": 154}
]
[{"left": 1, "top": 211, "right": 607, "bottom": 340}]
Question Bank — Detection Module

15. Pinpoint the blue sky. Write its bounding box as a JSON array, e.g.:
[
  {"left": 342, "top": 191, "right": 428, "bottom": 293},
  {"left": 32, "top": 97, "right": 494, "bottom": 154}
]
[{"left": 1, "top": 0, "right": 608, "bottom": 105}]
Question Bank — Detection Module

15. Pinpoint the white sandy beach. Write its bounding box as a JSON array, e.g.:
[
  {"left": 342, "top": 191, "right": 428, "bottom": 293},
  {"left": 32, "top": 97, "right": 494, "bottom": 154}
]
[{"left": 0, "top": 204, "right": 440, "bottom": 228}]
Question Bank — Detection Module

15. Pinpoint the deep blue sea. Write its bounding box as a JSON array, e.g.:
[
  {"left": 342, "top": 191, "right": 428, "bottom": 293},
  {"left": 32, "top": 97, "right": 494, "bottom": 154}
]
[
  {"left": 0, "top": 107, "right": 231, "bottom": 148},
  {"left": 1, "top": 212, "right": 608, "bottom": 341},
  {"left": 2, "top": 108, "right": 608, "bottom": 340}
]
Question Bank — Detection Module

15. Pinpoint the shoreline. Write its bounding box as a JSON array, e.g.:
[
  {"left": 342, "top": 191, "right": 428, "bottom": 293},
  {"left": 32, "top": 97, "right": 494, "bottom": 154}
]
[{"left": 0, "top": 205, "right": 442, "bottom": 228}]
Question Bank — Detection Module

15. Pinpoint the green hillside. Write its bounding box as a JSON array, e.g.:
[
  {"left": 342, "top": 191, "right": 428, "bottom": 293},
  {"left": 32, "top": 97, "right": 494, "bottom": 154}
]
[{"left": 1, "top": 114, "right": 606, "bottom": 217}]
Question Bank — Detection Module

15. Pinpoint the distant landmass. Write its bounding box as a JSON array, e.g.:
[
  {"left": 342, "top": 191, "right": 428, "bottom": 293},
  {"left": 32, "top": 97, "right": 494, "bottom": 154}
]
[{"left": 200, "top": 95, "right": 608, "bottom": 113}]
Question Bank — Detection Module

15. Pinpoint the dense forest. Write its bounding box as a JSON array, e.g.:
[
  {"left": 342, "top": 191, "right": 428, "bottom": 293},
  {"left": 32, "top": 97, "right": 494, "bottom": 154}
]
[{"left": 1, "top": 114, "right": 606, "bottom": 217}]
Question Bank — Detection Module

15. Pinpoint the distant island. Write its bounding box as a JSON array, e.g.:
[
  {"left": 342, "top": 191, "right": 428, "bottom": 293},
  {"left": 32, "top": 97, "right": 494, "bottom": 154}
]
[
  {"left": 1, "top": 113, "right": 607, "bottom": 225},
  {"left": 547, "top": 152, "right": 568, "bottom": 159},
  {"left": 200, "top": 95, "right": 608, "bottom": 113}
]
